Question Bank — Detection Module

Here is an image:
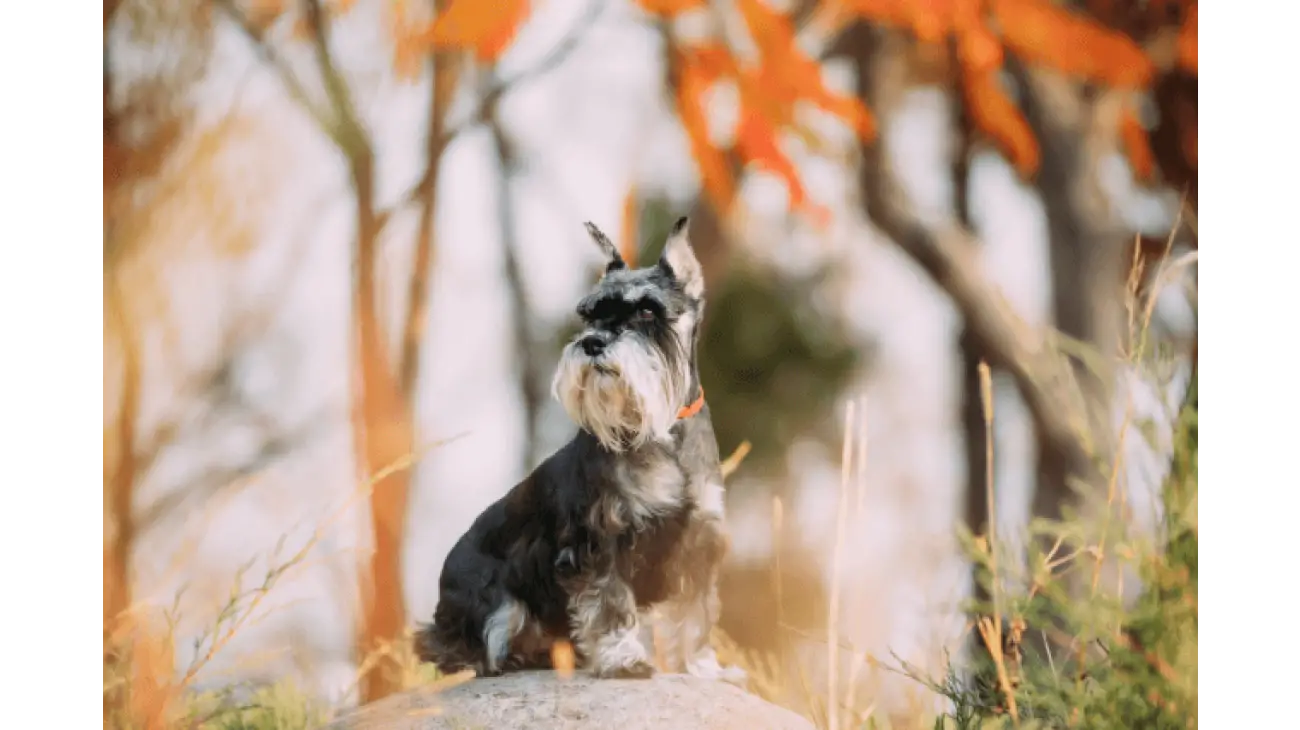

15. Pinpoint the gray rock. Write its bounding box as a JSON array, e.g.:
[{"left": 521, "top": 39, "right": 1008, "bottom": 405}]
[{"left": 324, "top": 671, "right": 814, "bottom": 730}]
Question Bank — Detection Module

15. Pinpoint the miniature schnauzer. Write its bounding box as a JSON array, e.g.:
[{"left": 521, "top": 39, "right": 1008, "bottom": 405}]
[{"left": 415, "top": 217, "right": 744, "bottom": 683}]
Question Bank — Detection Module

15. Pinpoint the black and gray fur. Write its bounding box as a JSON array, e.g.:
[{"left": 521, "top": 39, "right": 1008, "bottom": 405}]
[{"left": 415, "top": 217, "right": 745, "bottom": 683}]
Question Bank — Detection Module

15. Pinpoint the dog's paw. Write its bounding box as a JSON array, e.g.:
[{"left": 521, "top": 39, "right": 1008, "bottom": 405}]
[
  {"left": 686, "top": 651, "right": 748, "bottom": 687},
  {"left": 597, "top": 659, "right": 656, "bottom": 680},
  {"left": 717, "top": 664, "right": 748, "bottom": 687}
]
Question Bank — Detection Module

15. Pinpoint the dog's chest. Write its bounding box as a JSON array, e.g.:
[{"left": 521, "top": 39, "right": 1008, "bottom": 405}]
[{"left": 610, "top": 457, "right": 688, "bottom": 528}]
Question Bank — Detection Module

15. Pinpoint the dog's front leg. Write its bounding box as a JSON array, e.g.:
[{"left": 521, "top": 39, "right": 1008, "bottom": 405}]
[
  {"left": 565, "top": 562, "right": 655, "bottom": 679},
  {"left": 652, "top": 515, "right": 748, "bottom": 686}
]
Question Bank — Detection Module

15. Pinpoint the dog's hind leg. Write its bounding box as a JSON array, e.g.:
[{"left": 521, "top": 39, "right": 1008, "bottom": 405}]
[{"left": 482, "top": 597, "right": 529, "bottom": 675}]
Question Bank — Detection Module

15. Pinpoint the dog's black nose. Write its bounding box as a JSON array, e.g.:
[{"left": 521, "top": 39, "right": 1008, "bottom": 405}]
[{"left": 580, "top": 335, "right": 606, "bottom": 357}]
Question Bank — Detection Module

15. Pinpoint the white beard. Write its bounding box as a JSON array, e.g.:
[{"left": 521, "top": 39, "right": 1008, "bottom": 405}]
[{"left": 552, "top": 335, "right": 688, "bottom": 452}]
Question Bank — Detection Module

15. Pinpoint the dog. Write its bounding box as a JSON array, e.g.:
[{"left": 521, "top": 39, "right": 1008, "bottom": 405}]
[{"left": 415, "top": 217, "right": 745, "bottom": 683}]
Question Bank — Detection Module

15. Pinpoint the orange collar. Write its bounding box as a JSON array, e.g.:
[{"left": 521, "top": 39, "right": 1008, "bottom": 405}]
[{"left": 677, "top": 387, "right": 705, "bottom": 420}]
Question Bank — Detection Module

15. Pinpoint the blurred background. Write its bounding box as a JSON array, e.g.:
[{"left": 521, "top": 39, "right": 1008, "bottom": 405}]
[{"left": 103, "top": 0, "right": 1198, "bottom": 726}]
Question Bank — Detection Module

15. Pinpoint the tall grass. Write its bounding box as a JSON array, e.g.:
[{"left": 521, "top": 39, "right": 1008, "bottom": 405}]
[
  {"left": 104, "top": 440, "right": 457, "bottom": 730},
  {"left": 715, "top": 240, "right": 1196, "bottom": 729}
]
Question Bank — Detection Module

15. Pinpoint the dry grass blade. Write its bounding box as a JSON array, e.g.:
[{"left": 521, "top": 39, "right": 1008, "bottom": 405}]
[
  {"left": 978, "top": 362, "right": 999, "bottom": 637},
  {"left": 552, "top": 639, "right": 577, "bottom": 679},
  {"left": 826, "top": 399, "right": 856, "bottom": 730},
  {"left": 176, "top": 433, "right": 465, "bottom": 689},
  {"left": 843, "top": 398, "right": 870, "bottom": 720},
  {"left": 977, "top": 617, "right": 1020, "bottom": 725},
  {"left": 720, "top": 439, "right": 753, "bottom": 479}
]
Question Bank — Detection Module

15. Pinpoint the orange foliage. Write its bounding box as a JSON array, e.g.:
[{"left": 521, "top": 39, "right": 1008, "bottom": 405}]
[
  {"left": 1178, "top": 5, "right": 1197, "bottom": 74},
  {"left": 736, "top": 0, "right": 876, "bottom": 141},
  {"left": 634, "top": 0, "right": 707, "bottom": 15},
  {"left": 675, "top": 47, "right": 738, "bottom": 213},
  {"left": 837, "top": 0, "right": 952, "bottom": 42},
  {"left": 991, "top": 0, "right": 1153, "bottom": 88},
  {"left": 672, "top": 0, "right": 872, "bottom": 220},
  {"left": 420, "top": 0, "right": 531, "bottom": 62},
  {"left": 834, "top": 0, "right": 1168, "bottom": 178},
  {"left": 961, "top": 65, "right": 1039, "bottom": 177}
]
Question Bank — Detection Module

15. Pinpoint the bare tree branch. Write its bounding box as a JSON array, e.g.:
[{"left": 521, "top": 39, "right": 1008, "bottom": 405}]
[
  {"left": 398, "top": 1, "right": 461, "bottom": 396},
  {"left": 299, "top": 0, "right": 373, "bottom": 154}
]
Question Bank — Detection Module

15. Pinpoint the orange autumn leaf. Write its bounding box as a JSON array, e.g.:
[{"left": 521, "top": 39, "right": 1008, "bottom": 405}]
[
  {"left": 992, "top": 0, "right": 1154, "bottom": 88},
  {"left": 425, "top": 0, "right": 530, "bottom": 62},
  {"left": 962, "top": 65, "right": 1040, "bottom": 177},
  {"left": 958, "top": 24, "right": 1003, "bottom": 74},
  {"left": 1177, "top": 5, "right": 1197, "bottom": 74},
  {"left": 736, "top": 110, "right": 808, "bottom": 210},
  {"left": 676, "top": 55, "right": 736, "bottom": 211},
  {"left": 686, "top": 43, "right": 739, "bottom": 87},
  {"left": 736, "top": 107, "right": 836, "bottom": 231},
  {"left": 734, "top": 0, "right": 876, "bottom": 141},
  {"left": 634, "top": 0, "right": 707, "bottom": 15},
  {"left": 1120, "top": 106, "right": 1155, "bottom": 182},
  {"left": 903, "top": 0, "right": 954, "bottom": 43},
  {"left": 810, "top": 87, "right": 879, "bottom": 142}
]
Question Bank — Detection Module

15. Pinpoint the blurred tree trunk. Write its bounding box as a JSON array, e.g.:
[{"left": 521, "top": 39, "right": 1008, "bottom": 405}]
[
  {"left": 294, "top": 0, "right": 413, "bottom": 702},
  {"left": 945, "top": 47, "right": 997, "bottom": 608},
  {"left": 103, "top": 269, "right": 139, "bottom": 722},
  {"left": 350, "top": 145, "right": 415, "bottom": 703},
  {"left": 1014, "top": 65, "right": 1127, "bottom": 526}
]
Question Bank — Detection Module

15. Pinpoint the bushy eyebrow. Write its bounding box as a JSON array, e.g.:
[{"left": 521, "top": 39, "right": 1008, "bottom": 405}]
[{"left": 577, "top": 294, "right": 666, "bottom": 322}]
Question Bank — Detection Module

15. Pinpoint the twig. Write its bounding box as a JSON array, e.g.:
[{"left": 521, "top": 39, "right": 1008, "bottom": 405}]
[
  {"left": 299, "top": 0, "right": 371, "bottom": 154},
  {"left": 843, "top": 399, "right": 869, "bottom": 717},
  {"left": 212, "top": 0, "right": 334, "bottom": 133}
]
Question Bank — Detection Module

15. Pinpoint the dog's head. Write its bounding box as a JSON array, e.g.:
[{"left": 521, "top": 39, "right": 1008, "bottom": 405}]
[{"left": 552, "top": 216, "right": 705, "bottom": 452}]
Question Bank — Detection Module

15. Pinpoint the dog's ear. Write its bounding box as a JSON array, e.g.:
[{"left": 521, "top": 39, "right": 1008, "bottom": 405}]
[
  {"left": 657, "top": 216, "right": 704, "bottom": 299},
  {"left": 584, "top": 221, "right": 626, "bottom": 274}
]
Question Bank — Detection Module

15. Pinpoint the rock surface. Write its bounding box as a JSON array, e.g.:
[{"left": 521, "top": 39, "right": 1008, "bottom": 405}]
[{"left": 324, "top": 671, "right": 814, "bottom": 730}]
